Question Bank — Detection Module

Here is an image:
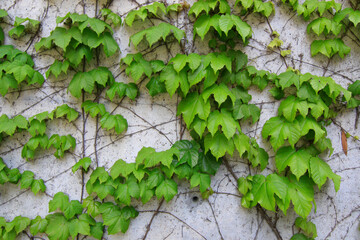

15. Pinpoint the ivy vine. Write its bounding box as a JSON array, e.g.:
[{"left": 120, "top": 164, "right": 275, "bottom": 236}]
[{"left": 0, "top": 1, "right": 359, "bottom": 240}]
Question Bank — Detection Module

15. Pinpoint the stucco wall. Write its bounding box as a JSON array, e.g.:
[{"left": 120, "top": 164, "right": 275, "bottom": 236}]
[{"left": 0, "top": 0, "right": 359, "bottom": 239}]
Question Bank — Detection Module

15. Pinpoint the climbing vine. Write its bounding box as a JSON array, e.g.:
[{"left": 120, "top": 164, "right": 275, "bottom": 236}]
[{"left": 0, "top": 0, "right": 359, "bottom": 240}]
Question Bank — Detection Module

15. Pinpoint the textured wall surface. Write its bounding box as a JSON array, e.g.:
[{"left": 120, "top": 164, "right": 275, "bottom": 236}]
[{"left": 0, "top": 0, "right": 359, "bottom": 239}]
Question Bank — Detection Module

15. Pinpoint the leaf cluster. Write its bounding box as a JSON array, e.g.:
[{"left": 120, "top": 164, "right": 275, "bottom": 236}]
[
  {"left": 8, "top": 17, "right": 40, "bottom": 39},
  {"left": 235, "top": 0, "right": 275, "bottom": 18},
  {"left": 0, "top": 45, "right": 44, "bottom": 96},
  {"left": 82, "top": 101, "right": 128, "bottom": 134},
  {"left": 0, "top": 157, "right": 46, "bottom": 196}
]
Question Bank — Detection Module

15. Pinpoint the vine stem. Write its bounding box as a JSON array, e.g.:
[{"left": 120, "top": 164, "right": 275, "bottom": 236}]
[
  {"left": 141, "top": 198, "right": 164, "bottom": 240},
  {"left": 223, "top": 157, "right": 283, "bottom": 240}
]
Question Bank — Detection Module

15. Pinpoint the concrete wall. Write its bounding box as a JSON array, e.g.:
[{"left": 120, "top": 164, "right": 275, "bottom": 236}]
[{"left": 0, "top": 0, "right": 359, "bottom": 239}]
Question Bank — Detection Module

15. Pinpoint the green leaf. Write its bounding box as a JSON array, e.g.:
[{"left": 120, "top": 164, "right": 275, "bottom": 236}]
[
  {"left": 177, "top": 92, "right": 211, "bottom": 127},
  {"left": 278, "top": 96, "right": 309, "bottom": 122},
  {"left": 173, "top": 140, "right": 200, "bottom": 167},
  {"left": 30, "top": 216, "right": 48, "bottom": 235},
  {"left": 278, "top": 70, "right": 300, "bottom": 90},
  {"left": 146, "top": 76, "right": 166, "bottom": 96},
  {"left": 190, "top": 172, "right": 211, "bottom": 192},
  {"left": 5, "top": 61, "right": 34, "bottom": 84},
  {"left": 89, "top": 167, "right": 109, "bottom": 184},
  {"left": 31, "top": 179, "right": 46, "bottom": 195},
  {"left": 54, "top": 104, "right": 79, "bottom": 122},
  {"left": 155, "top": 179, "right": 178, "bottom": 202},
  {"left": 101, "top": 32, "right": 119, "bottom": 56},
  {"left": 0, "top": 74, "right": 18, "bottom": 96},
  {"left": 46, "top": 60, "right": 70, "bottom": 78},
  {"left": 288, "top": 175, "right": 315, "bottom": 218},
  {"left": 233, "top": 102, "right": 260, "bottom": 123},
  {"left": 348, "top": 80, "right": 360, "bottom": 96},
  {"left": 101, "top": 8, "right": 122, "bottom": 26},
  {"left": 130, "top": 22, "right": 184, "bottom": 48},
  {"left": 72, "top": 157, "right": 92, "bottom": 173},
  {"left": 268, "top": 38, "right": 283, "bottom": 49},
  {"left": 110, "top": 159, "right": 135, "bottom": 179},
  {"left": 207, "top": 110, "right": 240, "bottom": 139},
  {"left": 309, "top": 156, "right": 340, "bottom": 191},
  {"left": 82, "top": 101, "right": 107, "bottom": 117},
  {"left": 204, "top": 132, "right": 235, "bottom": 159},
  {"left": 82, "top": 197, "right": 101, "bottom": 218},
  {"left": 262, "top": 116, "right": 301, "bottom": 151},
  {"left": 159, "top": 65, "right": 188, "bottom": 97},
  {"left": 68, "top": 71, "right": 94, "bottom": 98},
  {"left": 63, "top": 200, "right": 83, "bottom": 220},
  {"left": 311, "top": 39, "right": 350, "bottom": 58},
  {"left": 202, "top": 83, "right": 235, "bottom": 106},
  {"left": 79, "top": 17, "right": 113, "bottom": 36},
  {"left": 107, "top": 82, "right": 138, "bottom": 100},
  {"left": 19, "top": 170, "right": 34, "bottom": 189},
  {"left": 49, "top": 192, "right": 70, "bottom": 213},
  {"left": 297, "top": 116, "right": 325, "bottom": 144},
  {"left": 275, "top": 147, "right": 311, "bottom": 180},
  {"left": 90, "top": 222, "right": 104, "bottom": 239},
  {"left": 8, "top": 25, "right": 25, "bottom": 39},
  {"left": 103, "top": 207, "right": 130, "bottom": 234},
  {"left": 100, "top": 113, "right": 128, "bottom": 134},
  {"left": 295, "top": 217, "right": 317, "bottom": 238},
  {"left": 0, "top": 9, "right": 8, "bottom": 18},
  {"left": 7, "top": 216, "right": 30, "bottom": 234},
  {"left": 46, "top": 213, "right": 70, "bottom": 240},
  {"left": 290, "top": 233, "right": 311, "bottom": 240}
]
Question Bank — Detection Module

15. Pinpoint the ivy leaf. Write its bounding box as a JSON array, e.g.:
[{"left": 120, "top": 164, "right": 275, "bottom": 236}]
[
  {"left": 101, "top": 32, "right": 119, "bottom": 57},
  {"left": 146, "top": 76, "right": 166, "bottom": 96},
  {"left": 295, "top": 217, "right": 317, "bottom": 238},
  {"left": 193, "top": 15, "right": 221, "bottom": 40},
  {"left": 68, "top": 71, "right": 94, "bottom": 98},
  {"left": 155, "top": 179, "right": 178, "bottom": 202},
  {"left": 190, "top": 172, "right": 211, "bottom": 192},
  {"left": 297, "top": 116, "right": 325, "bottom": 144},
  {"left": 0, "top": 74, "right": 18, "bottom": 96},
  {"left": 233, "top": 102, "right": 260, "bottom": 123},
  {"left": 288, "top": 175, "right": 315, "bottom": 218},
  {"left": 30, "top": 216, "right": 48, "bottom": 236},
  {"left": 54, "top": 104, "right": 79, "bottom": 122},
  {"left": 49, "top": 192, "right": 70, "bottom": 213},
  {"left": 69, "top": 214, "right": 93, "bottom": 238},
  {"left": 173, "top": 140, "right": 200, "bottom": 167},
  {"left": 290, "top": 233, "right": 311, "bottom": 240},
  {"left": 278, "top": 96, "right": 308, "bottom": 122},
  {"left": 106, "top": 82, "right": 138, "bottom": 101},
  {"left": 45, "top": 213, "right": 70, "bottom": 240},
  {"left": 202, "top": 83, "right": 235, "bottom": 106},
  {"left": 207, "top": 110, "right": 240, "bottom": 139},
  {"left": 262, "top": 116, "right": 301, "bottom": 151},
  {"left": 63, "top": 200, "right": 83, "bottom": 220},
  {"left": 46, "top": 60, "right": 70, "bottom": 78},
  {"left": 102, "top": 207, "right": 130, "bottom": 234},
  {"left": 101, "top": 8, "right": 122, "bottom": 26},
  {"left": 31, "top": 179, "right": 46, "bottom": 195},
  {"left": 204, "top": 132, "right": 235, "bottom": 159},
  {"left": 100, "top": 113, "right": 128, "bottom": 134},
  {"left": 83, "top": 197, "right": 101, "bottom": 218},
  {"left": 19, "top": 170, "right": 34, "bottom": 189},
  {"left": 311, "top": 39, "right": 350, "bottom": 58},
  {"left": 275, "top": 147, "right": 312, "bottom": 180},
  {"left": 72, "top": 157, "right": 92, "bottom": 173},
  {"left": 89, "top": 167, "right": 109, "bottom": 184},
  {"left": 177, "top": 92, "right": 211, "bottom": 127},
  {"left": 65, "top": 45, "right": 93, "bottom": 67},
  {"left": 278, "top": 70, "right": 300, "bottom": 90},
  {"left": 197, "top": 152, "right": 221, "bottom": 175},
  {"left": 6, "top": 216, "right": 31, "bottom": 234},
  {"left": 130, "top": 22, "right": 184, "bottom": 48},
  {"left": 79, "top": 17, "right": 113, "bottom": 36},
  {"left": 5, "top": 61, "right": 34, "bottom": 84},
  {"left": 82, "top": 101, "right": 107, "bottom": 118},
  {"left": 90, "top": 222, "right": 104, "bottom": 239},
  {"left": 8, "top": 25, "right": 25, "bottom": 39},
  {"left": 309, "top": 156, "right": 340, "bottom": 191},
  {"left": 159, "top": 65, "right": 189, "bottom": 97},
  {"left": 110, "top": 159, "right": 135, "bottom": 179},
  {"left": 348, "top": 80, "right": 360, "bottom": 95}
]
